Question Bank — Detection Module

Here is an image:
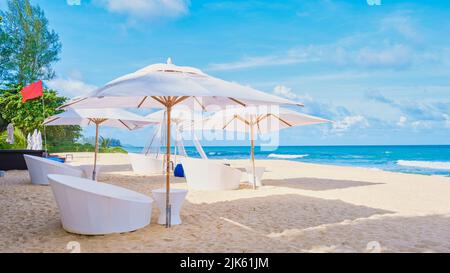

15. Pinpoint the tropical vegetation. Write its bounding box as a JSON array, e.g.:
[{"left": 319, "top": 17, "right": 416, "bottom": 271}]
[{"left": 0, "top": 0, "right": 126, "bottom": 153}]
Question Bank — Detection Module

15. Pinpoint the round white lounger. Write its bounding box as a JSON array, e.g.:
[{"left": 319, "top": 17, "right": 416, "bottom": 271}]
[
  {"left": 24, "top": 154, "right": 86, "bottom": 185},
  {"left": 128, "top": 153, "right": 164, "bottom": 175},
  {"left": 180, "top": 158, "right": 242, "bottom": 191},
  {"left": 48, "top": 174, "right": 153, "bottom": 235}
]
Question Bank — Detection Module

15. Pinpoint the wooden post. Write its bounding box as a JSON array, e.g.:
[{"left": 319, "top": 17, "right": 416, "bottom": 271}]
[
  {"left": 93, "top": 122, "right": 99, "bottom": 181},
  {"left": 250, "top": 122, "right": 257, "bottom": 190},
  {"left": 165, "top": 101, "right": 172, "bottom": 228}
]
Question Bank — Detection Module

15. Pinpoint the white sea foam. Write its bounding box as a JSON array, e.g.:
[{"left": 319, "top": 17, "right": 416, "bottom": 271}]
[
  {"left": 268, "top": 153, "right": 309, "bottom": 159},
  {"left": 397, "top": 160, "right": 450, "bottom": 170}
]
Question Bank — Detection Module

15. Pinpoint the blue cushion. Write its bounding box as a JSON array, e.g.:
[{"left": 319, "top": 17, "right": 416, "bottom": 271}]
[
  {"left": 174, "top": 164, "right": 184, "bottom": 177},
  {"left": 46, "top": 157, "right": 65, "bottom": 163}
]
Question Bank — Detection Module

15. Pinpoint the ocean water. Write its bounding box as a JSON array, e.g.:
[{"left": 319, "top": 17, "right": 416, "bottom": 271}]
[{"left": 123, "top": 145, "right": 450, "bottom": 177}]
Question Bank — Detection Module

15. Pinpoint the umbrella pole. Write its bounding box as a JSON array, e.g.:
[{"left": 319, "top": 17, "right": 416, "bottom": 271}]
[
  {"left": 165, "top": 104, "right": 172, "bottom": 228},
  {"left": 93, "top": 122, "right": 99, "bottom": 181},
  {"left": 250, "top": 123, "right": 257, "bottom": 190}
]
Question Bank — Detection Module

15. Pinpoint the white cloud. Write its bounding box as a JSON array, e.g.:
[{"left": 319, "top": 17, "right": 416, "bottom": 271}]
[
  {"left": 208, "top": 41, "right": 420, "bottom": 71},
  {"left": 207, "top": 11, "right": 444, "bottom": 72},
  {"left": 47, "top": 78, "right": 97, "bottom": 98},
  {"left": 411, "top": 120, "right": 432, "bottom": 130},
  {"left": 379, "top": 12, "right": 422, "bottom": 43},
  {"left": 332, "top": 116, "right": 369, "bottom": 133},
  {"left": 208, "top": 50, "right": 316, "bottom": 71},
  {"left": 273, "top": 85, "right": 299, "bottom": 100},
  {"left": 96, "top": 0, "right": 189, "bottom": 19},
  {"left": 444, "top": 114, "right": 450, "bottom": 128},
  {"left": 353, "top": 44, "right": 413, "bottom": 69},
  {"left": 397, "top": 116, "right": 407, "bottom": 127}
]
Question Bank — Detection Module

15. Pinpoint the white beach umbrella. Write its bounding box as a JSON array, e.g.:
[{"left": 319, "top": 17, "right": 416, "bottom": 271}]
[
  {"left": 32, "top": 130, "right": 39, "bottom": 150},
  {"left": 202, "top": 107, "right": 331, "bottom": 188},
  {"left": 44, "top": 108, "right": 156, "bottom": 180},
  {"left": 59, "top": 58, "right": 302, "bottom": 227},
  {"left": 26, "top": 133, "right": 32, "bottom": 150},
  {"left": 36, "top": 131, "right": 43, "bottom": 150}
]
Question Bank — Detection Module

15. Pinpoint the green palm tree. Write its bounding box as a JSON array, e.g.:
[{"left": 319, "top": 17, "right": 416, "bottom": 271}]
[{"left": 99, "top": 136, "right": 111, "bottom": 149}]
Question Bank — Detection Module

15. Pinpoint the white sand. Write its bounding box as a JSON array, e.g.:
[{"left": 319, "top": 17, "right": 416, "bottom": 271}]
[{"left": 1, "top": 152, "right": 450, "bottom": 253}]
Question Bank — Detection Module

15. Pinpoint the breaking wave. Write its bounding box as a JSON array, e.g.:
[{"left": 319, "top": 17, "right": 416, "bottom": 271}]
[
  {"left": 397, "top": 160, "right": 450, "bottom": 170},
  {"left": 268, "top": 153, "right": 309, "bottom": 159}
]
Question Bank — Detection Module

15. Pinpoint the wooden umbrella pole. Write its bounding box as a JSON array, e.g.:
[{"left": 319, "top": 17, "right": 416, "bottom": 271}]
[
  {"left": 165, "top": 101, "right": 172, "bottom": 228},
  {"left": 93, "top": 122, "right": 99, "bottom": 181},
  {"left": 250, "top": 122, "right": 257, "bottom": 190}
]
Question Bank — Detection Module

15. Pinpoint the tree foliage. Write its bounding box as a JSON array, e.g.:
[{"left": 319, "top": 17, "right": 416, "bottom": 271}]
[
  {"left": 0, "top": 126, "right": 26, "bottom": 149},
  {"left": 0, "top": 1, "right": 84, "bottom": 151},
  {"left": 0, "top": 84, "right": 82, "bottom": 146},
  {"left": 100, "top": 136, "right": 112, "bottom": 149},
  {"left": 0, "top": 0, "right": 61, "bottom": 86}
]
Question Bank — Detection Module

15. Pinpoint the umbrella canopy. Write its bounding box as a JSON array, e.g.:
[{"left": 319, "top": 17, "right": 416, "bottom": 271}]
[
  {"left": 44, "top": 108, "right": 151, "bottom": 129},
  {"left": 44, "top": 108, "right": 155, "bottom": 180},
  {"left": 60, "top": 59, "right": 302, "bottom": 110},
  {"left": 203, "top": 107, "right": 331, "bottom": 134},
  {"left": 58, "top": 59, "right": 303, "bottom": 228},
  {"left": 202, "top": 107, "right": 331, "bottom": 188}
]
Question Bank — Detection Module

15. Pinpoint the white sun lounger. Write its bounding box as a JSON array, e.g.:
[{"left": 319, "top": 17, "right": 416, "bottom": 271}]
[
  {"left": 24, "top": 155, "right": 87, "bottom": 185},
  {"left": 128, "top": 153, "right": 164, "bottom": 175},
  {"left": 180, "top": 158, "right": 242, "bottom": 191},
  {"left": 48, "top": 174, "right": 153, "bottom": 235}
]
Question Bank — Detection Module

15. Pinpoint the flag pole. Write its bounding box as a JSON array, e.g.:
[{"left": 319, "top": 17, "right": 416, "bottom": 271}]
[{"left": 41, "top": 89, "right": 48, "bottom": 156}]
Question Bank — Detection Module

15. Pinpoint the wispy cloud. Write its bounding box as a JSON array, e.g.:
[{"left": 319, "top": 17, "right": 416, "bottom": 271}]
[
  {"left": 207, "top": 11, "right": 445, "bottom": 71},
  {"left": 271, "top": 84, "right": 373, "bottom": 136},
  {"left": 331, "top": 115, "right": 369, "bottom": 134},
  {"left": 95, "top": 0, "right": 189, "bottom": 19},
  {"left": 365, "top": 91, "right": 450, "bottom": 128},
  {"left": 47, "top": 77, "right": 97, "bottom": 98},
  {"left": 379, "top": 11, "right": 423, "bottom": 43},
  {"left": 208, "top": 50, "right": 318, "bottom": 71},
  {"left": 397, "top": 116, "right": 407, "bottom": 127},
  {"left": 273, "top": 84, "right": 300, "bottom": 100}
]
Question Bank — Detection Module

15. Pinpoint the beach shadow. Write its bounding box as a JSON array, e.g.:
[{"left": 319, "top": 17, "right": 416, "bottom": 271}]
[
  {"left": 281, "top": 214, "right": 450, "bottom": 252},
  {"left": 263, "top": 177, "right": 383, "bottom": 191},
  {"left": 98, "top": 173, "right": 187, "bottom": 193},
  {"left": 97, "top": 164, "right": 133, "bottom": 173},
  {"left": 182, "top": 194, "right": 392, "bottom": 235},
  {"left": 11, "top": 171, "right": 450, "bottom": 253}
]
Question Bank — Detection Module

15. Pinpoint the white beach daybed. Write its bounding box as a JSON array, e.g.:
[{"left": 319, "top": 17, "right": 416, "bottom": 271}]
[
  {"left": 128, "top": 153, "right": 164, "bottom": 175},
  {"left": 24, "top": 154, "right": 93, "bottom": 185},
  {"left": 48, "top": 174, "right": 153, "bottom": 235},
  {"left": 180, "top": 157, "right": 242, "bottom": 191}
]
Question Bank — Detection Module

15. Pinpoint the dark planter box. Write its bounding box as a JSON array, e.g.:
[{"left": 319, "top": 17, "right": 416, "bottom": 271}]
[{"left": 0, "top": 150, "right": 45, "bottom": 170}]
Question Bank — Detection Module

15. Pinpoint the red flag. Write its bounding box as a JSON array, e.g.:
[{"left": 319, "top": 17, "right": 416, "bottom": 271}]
[{"left": 20, "top": 80, "right": 43, "bottom": 102}]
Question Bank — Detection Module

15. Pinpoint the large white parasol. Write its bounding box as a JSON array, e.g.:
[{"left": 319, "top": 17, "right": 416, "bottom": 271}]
[
  {"left": 202, "top": 107, "right": 331, "bottom": 188},
  {"left": 59, "top": 58, "right": 302, "bottom": 227},
  {"left": 44, "top": 108, "right": 155, "bottom": 180}
]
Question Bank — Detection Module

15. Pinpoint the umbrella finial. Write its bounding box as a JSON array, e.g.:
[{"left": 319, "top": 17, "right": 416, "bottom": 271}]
[{"left": 167, "top": 57, "right": 173, "bottom": 65}]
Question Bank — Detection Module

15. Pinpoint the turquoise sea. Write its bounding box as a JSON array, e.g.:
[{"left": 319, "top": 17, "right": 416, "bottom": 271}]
[{"left": 123, "top": 145, "right": 450, "bottom": 177}]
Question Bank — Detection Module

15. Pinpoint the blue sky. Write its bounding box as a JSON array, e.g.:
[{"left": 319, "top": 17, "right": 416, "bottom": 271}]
[{"left": 4, "top": 0, "right": 449, "bottom": 146}]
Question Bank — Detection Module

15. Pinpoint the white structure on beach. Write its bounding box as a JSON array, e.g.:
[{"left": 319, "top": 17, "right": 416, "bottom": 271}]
[
  {"left": 48, "top": 174, "right": 153, "bottom": 235},
  {"left": 58, "top": 58, "right": 301, "bottom": 227}
]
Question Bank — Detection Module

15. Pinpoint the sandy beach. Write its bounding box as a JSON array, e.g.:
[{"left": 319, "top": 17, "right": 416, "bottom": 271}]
[{"left": 1, "top": 152, "right": 450, "bottom": 253}]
